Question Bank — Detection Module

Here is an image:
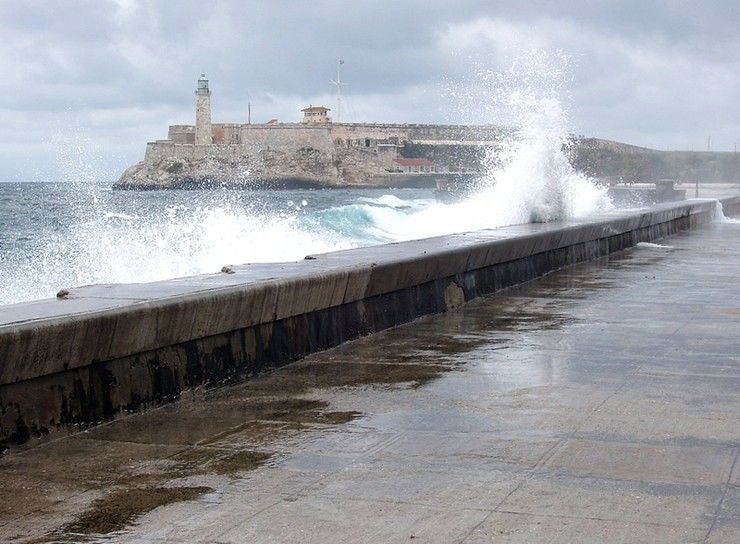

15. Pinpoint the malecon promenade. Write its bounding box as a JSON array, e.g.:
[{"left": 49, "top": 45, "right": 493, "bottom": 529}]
[{"left": 1, "top": 198, "right": 739, "bottom": 542}]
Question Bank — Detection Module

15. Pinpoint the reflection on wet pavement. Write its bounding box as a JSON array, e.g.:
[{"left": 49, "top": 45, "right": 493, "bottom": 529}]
[{"left": 1, "top": 222, "right": 739, "bottom": 543}]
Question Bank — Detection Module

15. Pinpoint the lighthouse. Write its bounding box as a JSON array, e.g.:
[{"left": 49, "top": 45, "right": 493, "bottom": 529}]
[{"left": 194, "top": 74, "right": 212, "bottom": 145}]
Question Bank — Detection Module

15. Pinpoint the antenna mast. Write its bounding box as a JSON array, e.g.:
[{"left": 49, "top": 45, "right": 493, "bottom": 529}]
[{"left": 331, "top": 59, "right": 346, "bottom": 123}]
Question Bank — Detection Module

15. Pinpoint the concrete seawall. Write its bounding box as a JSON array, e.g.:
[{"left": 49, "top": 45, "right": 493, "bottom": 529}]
[{"left": 2, "top": 197, "right": 739, "bottom": 448}]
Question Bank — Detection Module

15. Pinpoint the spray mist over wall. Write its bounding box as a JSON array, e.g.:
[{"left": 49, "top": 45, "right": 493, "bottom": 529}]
[{"left": 370, "top": 50, "right": 612, "bottom": 240}]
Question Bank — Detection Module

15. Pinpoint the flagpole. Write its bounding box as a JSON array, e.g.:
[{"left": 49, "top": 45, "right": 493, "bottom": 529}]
[
  {"left": 337, "top": 59, "right": 342, "bottom": 123},
  {"left": 332, "top": 59, "right": 345, "bottom": 123}
]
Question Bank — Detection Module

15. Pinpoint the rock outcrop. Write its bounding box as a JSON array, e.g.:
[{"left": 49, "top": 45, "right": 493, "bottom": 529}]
[{"left": 115, "top": 146, "right": 412, "bottom": 189}]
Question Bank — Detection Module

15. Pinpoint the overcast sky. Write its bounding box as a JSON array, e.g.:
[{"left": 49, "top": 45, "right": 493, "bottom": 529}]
[{"left": 1, "top": 0, "right": 739, "bottom": 182}]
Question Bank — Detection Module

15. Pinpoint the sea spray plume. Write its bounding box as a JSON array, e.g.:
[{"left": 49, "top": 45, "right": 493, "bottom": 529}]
[
  {"left": 472, "top": 49, "right": 610, "bottom": 221},
  {"left": 713, "top": 200, "right": 740, "bottom": 223},
  {"left": 396, "top": 49, "right": 612, "bottom": 238},
  {"left": 49, "top": 121, "right": 111, "bottom": 213}
]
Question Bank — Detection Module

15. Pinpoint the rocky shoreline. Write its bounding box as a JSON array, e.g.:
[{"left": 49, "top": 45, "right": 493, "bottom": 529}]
[
  {"left": 113, "top": 146, "right": 414, "bottom": 190},
  {"left": 115, "top": 137, "right": 740, "bottom": 191}
]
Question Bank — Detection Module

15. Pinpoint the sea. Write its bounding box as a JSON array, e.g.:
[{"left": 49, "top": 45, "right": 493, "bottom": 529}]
[
  {"left": 0, "top": 155, "right": 610, "bottom": 307},
  {"left": 0, "top": 184, "right": 441, "bottom": 306}
]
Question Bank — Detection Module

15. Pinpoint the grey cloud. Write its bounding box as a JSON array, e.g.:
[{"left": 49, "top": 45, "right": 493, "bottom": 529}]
[{"left": 1, "top": 0, "right": 739, "bottom": 180}]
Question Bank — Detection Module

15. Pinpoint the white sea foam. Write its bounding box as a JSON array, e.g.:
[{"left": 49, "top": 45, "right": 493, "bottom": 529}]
[
  {"left": 0, "top": 202, "right": 354, "bottom": 306},
  {"left": 635, "top": 242, "right": 675, "bottom": 249},
  {"left": 713, "top": 201, "right": 740, "bottom": 223},
  {"left": 103, "top": 211, "right": 138, "bottom": 220},
  {"left": 357, "top": 194, "right": 432, "bottom": 211}
]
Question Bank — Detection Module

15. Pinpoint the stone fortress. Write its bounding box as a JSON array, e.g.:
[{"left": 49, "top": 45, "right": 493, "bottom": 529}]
[
  {"left": 115, "top": 75, "right": 506, "bottom": 189},
  {"left": 115, "top": 75, "right": 740, "bottom": 190}
]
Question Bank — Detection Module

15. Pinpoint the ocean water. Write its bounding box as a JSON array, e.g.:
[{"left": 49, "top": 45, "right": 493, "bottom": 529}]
[
  {"left": 0, "top": 157, "right": 612, "bottom": 308},
  {"left": 0, "top": 185, "right": 443, "bottom": 305}
]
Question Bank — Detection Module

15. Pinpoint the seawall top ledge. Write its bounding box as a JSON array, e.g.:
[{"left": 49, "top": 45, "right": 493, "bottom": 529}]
[
  {"left": 0, "top": 197, "right": 735, "bottom": 385},
  {"left": 0, "top": 201, "right": 700, "bottom": 327}
]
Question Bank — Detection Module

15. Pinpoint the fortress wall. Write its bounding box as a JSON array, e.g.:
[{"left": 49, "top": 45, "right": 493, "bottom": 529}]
[
  {"left": 2, "top": 196, "right": 739, "bottom": 447},
  {"left": 240, "top": 125, "right": 335, "bottom": 153},
  {"left": 329, "top": 124, "right": 505, "bottom": 145},
  {"left": 154, "top": 123, "right": 506, "bottom": 159},
  {"left": 144, "top": 142, "right": 176, "bottom": 161},
  {"left": 144, "top": 143, "right": 252, "bottom": 162},
  {"left": 213, "top": 124, "right": 244, "bottom": 144},
  {"left": 167, "top": 125, "right": 194, "bottom": 144},
  {"left": 403, "top": 125, "right": 504, "bottom": 141},
  {"left": 330, "top": 125, "right": 413, "bottom": 145},
  {"left": 189, "top": 144, "right": 261, "bottom": 161}
]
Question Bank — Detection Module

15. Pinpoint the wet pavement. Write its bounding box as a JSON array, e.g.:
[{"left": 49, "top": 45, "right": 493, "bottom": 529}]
[{"left": 1, "top": 219, "right": 739, "bottom": 543}]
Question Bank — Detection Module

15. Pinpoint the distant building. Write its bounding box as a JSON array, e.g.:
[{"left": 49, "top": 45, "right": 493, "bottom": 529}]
[
  {"left": 393, "top": 157, "right": 434, "bottom": 173},
  {"left": 301, "top": 105, "right": 331, "bottom": 124}
]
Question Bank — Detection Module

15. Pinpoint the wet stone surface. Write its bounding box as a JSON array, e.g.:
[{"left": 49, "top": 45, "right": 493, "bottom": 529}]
[{"left": 1, "top": 220, "right": 739, "bottom": 543}]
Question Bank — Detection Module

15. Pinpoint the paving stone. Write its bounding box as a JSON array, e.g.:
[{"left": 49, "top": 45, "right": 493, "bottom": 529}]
[{"left": 461, "top": 511, "right": 707, "bottom": 544}]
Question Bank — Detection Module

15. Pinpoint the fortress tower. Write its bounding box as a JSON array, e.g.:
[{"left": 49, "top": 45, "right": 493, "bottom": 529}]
[{"left": 194, "top": 74, "right": 212, "bottom": 145}]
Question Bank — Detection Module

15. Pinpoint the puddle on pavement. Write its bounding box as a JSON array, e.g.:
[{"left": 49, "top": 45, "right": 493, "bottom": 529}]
[
  {"left": 212, "top": 397, "right": 364, "bottom": 427},
  {"left": 206, "top": 450, "right": 274, "bottom": 475},
  {"left": 243, "top": 362, "right": 452, "bottom": 393},
  {"left": 198, "top": 420, "right": 303, "bottom": 447},
  {"left": 160, "top": 447, "right": 274, "bottom": 478},
  {"left": 59, "top": 486, "right": 213, "bottom": 538},
  {"left": 45, "top": 447, "right": 274, "bottom": 541}
]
